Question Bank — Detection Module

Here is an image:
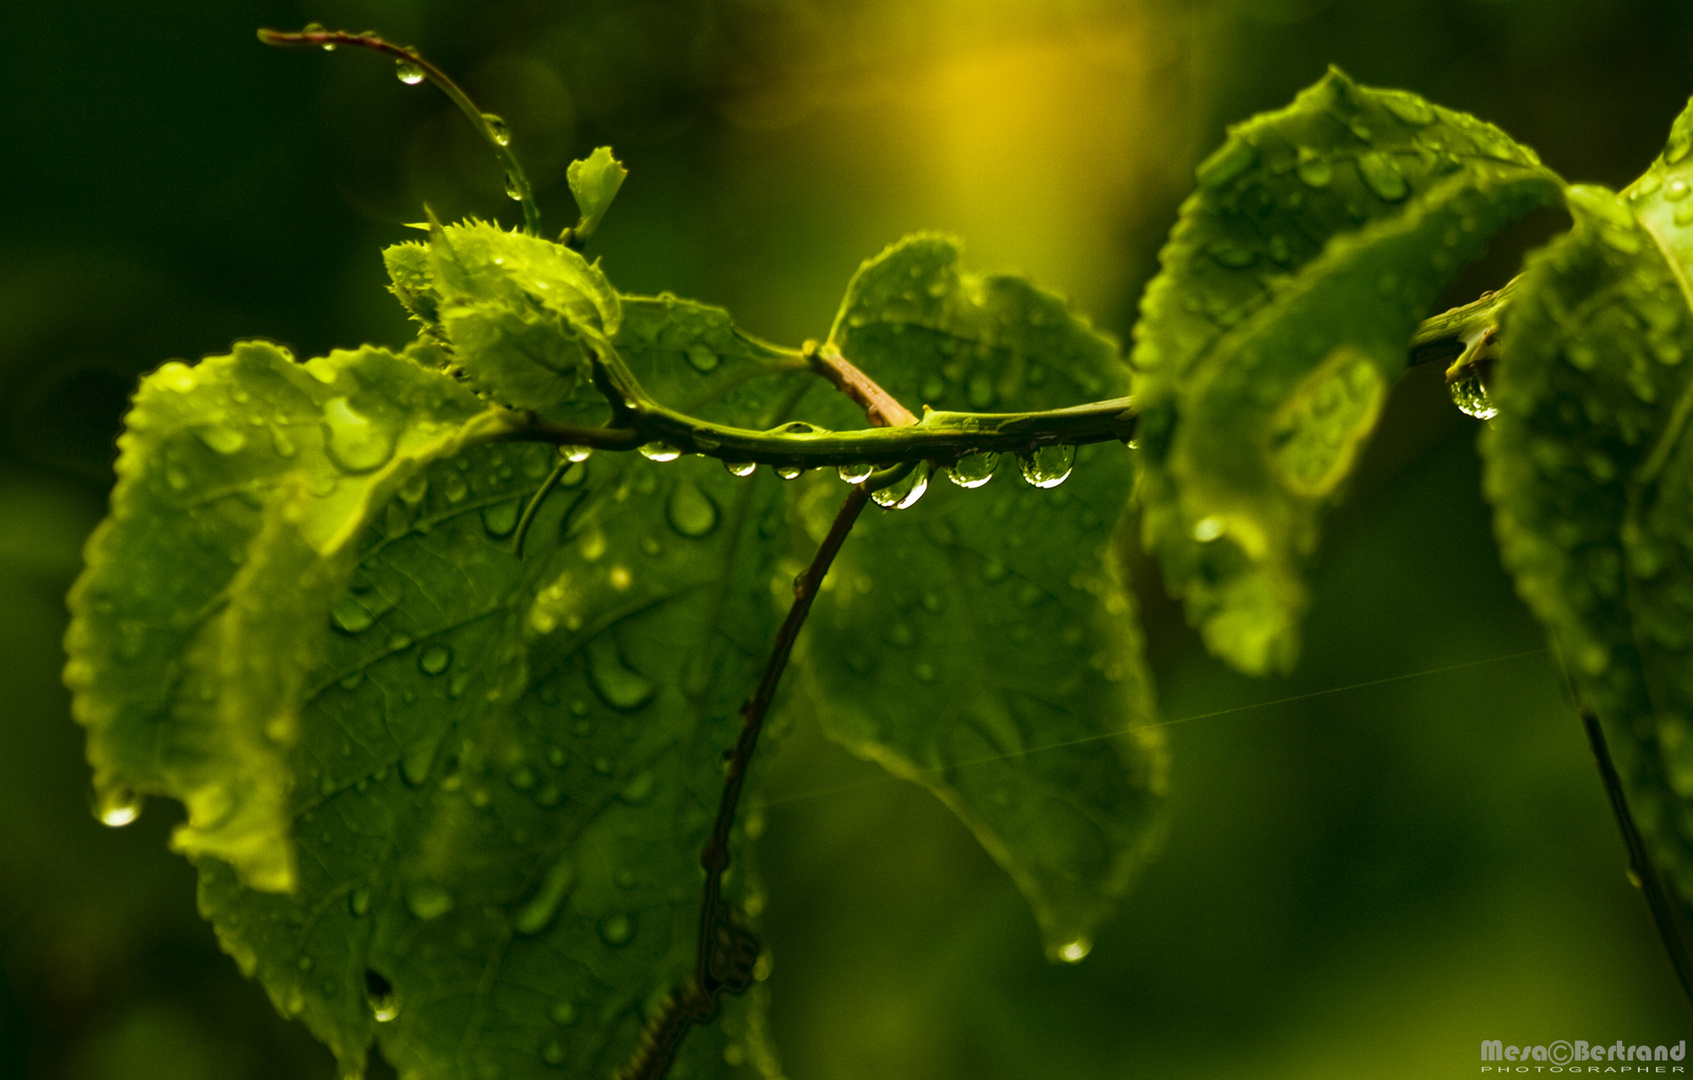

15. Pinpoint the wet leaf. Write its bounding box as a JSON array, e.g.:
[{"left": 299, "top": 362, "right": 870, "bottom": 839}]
[
  {"left": 805, "top": 235, "right": 1168, "bottom": 959},
  {"left": 1132, "top": 67, "right": 1564, "bottom": 674}
]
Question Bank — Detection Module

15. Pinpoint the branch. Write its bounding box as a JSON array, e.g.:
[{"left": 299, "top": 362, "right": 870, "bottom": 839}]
[
  {"left": 1583, "top": 711, "right": 1693, "bottom": 1012},
  {"left": 258, "top": 26, "right": 544, "bottom": 235}
]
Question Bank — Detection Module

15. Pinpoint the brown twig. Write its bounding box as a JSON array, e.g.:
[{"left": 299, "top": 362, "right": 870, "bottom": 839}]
[
  {"left": 803, "top": 340, "right": 919, "bottom": 427},
  {"left": 1583, "top": 711, "right": 1693, "bottom": 1011}
]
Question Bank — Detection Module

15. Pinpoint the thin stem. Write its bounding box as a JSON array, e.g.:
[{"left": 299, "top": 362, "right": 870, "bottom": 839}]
[
  {"left": 803, "top": 340, "right": 918, "bottom": 427},
  {"left": 257, "top": 27, "right": 543, "bottom": 235},
  {"left": 1583, "top": 711, "right": 1693, "bottom": 1011},
  {"left": 1409, "top": 280, "right": 1517, "bottom": 369}
]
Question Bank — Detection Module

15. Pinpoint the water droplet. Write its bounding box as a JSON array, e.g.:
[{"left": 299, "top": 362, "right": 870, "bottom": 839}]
[
  {"left": 775, "top": 465, "right": 805, "bottom": 480},
  {"left": 366, "top": 970, "right": 400, "bottom": 1023},
  {"left": 302, "top": 21, "right": 325, "bottom": 33},
  {"left": 549, "top": 1000, "right": 578, "bottom": 1025},
  {"left": 418, "top": 644, "right": 452, "bottom": 675},
  {"left": 514, "top": 857, "right": 575, "bottom": 935},
  {"left": 723, "top": 461, "right": 756, "bottom": 477},
  {"left": 395, "top": 59, "right": 425, "bottom": 85},
  {"left": 1670, "top": 130, "right": 1693, "bottom": 164},
  {"left": 665, "top": 480, "right": 719, "bottom": 537},
  {"left": 298, "top": 955, "right": 315, "bottom": 972},
  {"left": 1600, "top": 224, "right": 1642, "bottom": 254},
  {"left": 1057, "top": 937, "right": 1092, "bottom": 963},
  {"left": 350, "top": 887, "right": 371, "bottom": 917},
  {"left": 541, "top": 1040, "right": 566, "bottom": 1067},
  {"left": 685, "top": 345, "right": 719, "bottom": 373},
  {"left": 1295, "top": 148, "right": 1332, "bottom": 188},
  {"left": 1670, "top": 180, "right": 1692, "bottom": 202},
  {"left": 401, "top": 743, "right": 436, "bottom": 786},
  {"left": 619, "top": 771, "right": 654, "bottom": 804},
  {"left": 443, "top": 473, "right": 469, "bottom": 503},
  {"left": 197, "top": 426, "right": 247, "bottom": 454},
  {"left": 504, "top": 172, "right": 522, "bottom": 201},
  {"left": 269, "top": 424, "right": 297, "bottom": 458},
  {"left": 1017, "top": 445, "right": 1074, "bottom": 488},
  {"left": 597, "top": 913, "right": 635, "bottom": 946},
  {"left": 399, "top": 473, "right": 428, "bottom": 505},
  {"left": 330, "top": 595, "right": 376, "bottom": 634},
  {"left": 321, "top": 397, "right": 396, "bottom": 473},
  {"left": 837, "top": 463, "right": 874, "bottom": 483},
  {"left": 1192, "top": 516, "right": 1225, "bottom": 543},
  {"left": 945, "top": 451, "right": 999, "bottom": 489},
  {"left": 1357, "top": 152, "right": 1409, "bottom": 202},
  {"left": 1196, "top": 135, "right": 1256, "bottom": 190},
  {"left": 405, "top": 883, "right": 453, "bottom": 921},
  {"left": 481, "top": 499, "right": 520, "bottom": 538},
  {"left": 1267, "top": 234, "right": 1292, "bottom": 265},
  {"left": 871, "top": 465, "right": 929, "bottom": 510},
  {"left": 1206, "top": 240, "right": 1256, "bottom": 268},
  {"left": 1448, "top": 374, "right": 1498, "bottom": 420},
  {"left": 638, "top": 442, "right": 681, "bottom": 462},
  {"left": 94, "top": 784, "right": 142, "bottom": 827},
  {"left": 484, "top": 113, "right": 512, "bottom": 146},
  {"left": 562, "top": 445, "right": 592, "bottom": 464},
  {"left": 587, "top": 638, "right": 658, "bottom": 712},
  {"left": 1379, "top": 91, "right": 1434, "bottom": 126}
]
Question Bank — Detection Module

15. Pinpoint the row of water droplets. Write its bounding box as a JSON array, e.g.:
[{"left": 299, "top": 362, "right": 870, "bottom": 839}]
[
  {"left": 628, "top": 440, "right": 1077, "bottom": 510},
  {"left": 377, "top": 30, "right": 524, "bottom": 200}
]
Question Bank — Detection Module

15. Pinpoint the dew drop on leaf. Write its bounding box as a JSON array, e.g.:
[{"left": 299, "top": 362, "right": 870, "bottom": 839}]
[
  {"left": 1192, "top": 516, "right": 1225, "bottom": 543},
  {"left": 1057, "top": 937, "right": 1092, "bottom": 963},
  {"left": 504, "top": 172, "right": 522, "bottom": 201},
  {"left": 404, "top": 883, "right": 453, "bottom": 921},
  {"left": 1357, "top": 152, "right": 1409, "bottom": 202},
  {"left": 395, "top": 59, "right": 425, "bottom": 85},
  {"left": 1380, "top": 91, "right": 1434, "bottom": 126},
  {"left": 540, "top": 1040, "right": 566, "bottom": 1066},
  {"left": 330, "top": 595, "right": 376, "bottom": 634},
  {"left": 418, "top": 644, "right": 452, "bottom": 676},
  {"left": 443, "top": 473, "right": 469, "bottom": 503},
  {"left": 685, "top": 345, "right": 719, "bottom": 372},
  {"left": 586, "top": 639, "right": 658, "bottom": 712},
  {"left": 1017, "top": 445, "right": 1074, "bottom": 488},
  {"left": 665, "top": 480, "right": 719, "bottom": 537},
  {"left": 945, "top": 451, "right": 999, "bottom": 489},
  {"left": 1670, "top": 180, "right": 1692, "bottom": 202},
  {"left": 196, "top": 426, "right": 247, "bottom": 454},
  {"left": 484, "top": 113, "right": 512, "bottom": 146},
  {"left": 349, "top": 887, "right": 371, "bottom": 917},
  {"left": 514, "top": 857, "right": 575, "bottom": 935},
  {"left": 480, "top": 499, "right": 520, "bottom": 538},
  {"left": 638, "top": 442, "right": 681, "bottom": 462},
  {"left": 365, "top": 970, "right": 400, "bottom": 1023},
  {"left": 401, "top": 743, "right": 436, "bottom": 787},
  {"left": 549, "top": 1000, "right": 578, "bottom": 1026},
  {"left": 1295, "top": 148, "right": 1332, "bottom": 188},
  {"left": 837, "top": 463, "right": 874, "bottom": 483},
  {"left": 320, "top": 397, "right": 397, "bottom": 472},
  {"left": 597, "top": 913, "right": 635, "bottom": 946}
]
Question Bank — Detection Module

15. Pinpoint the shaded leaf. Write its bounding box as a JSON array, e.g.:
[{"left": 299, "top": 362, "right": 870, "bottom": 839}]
[
  {"left": 1484, "top": 103, "right": 1693, "bottom": 900},
  {"left": 804, "top": 235, "right": 1167, "bottom": 959},
  {"left": 1131, "top": 68, "right": 1564, "bottom": 674}
]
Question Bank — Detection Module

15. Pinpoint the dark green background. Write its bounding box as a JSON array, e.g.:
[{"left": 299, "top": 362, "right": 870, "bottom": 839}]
[{"left": 3, "top": 1, "right": 1689, "bottom": 1076}]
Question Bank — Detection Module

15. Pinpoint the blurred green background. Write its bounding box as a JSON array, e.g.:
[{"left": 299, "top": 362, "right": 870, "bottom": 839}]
[{"left": 4, "top": 0, "right": 1692, "bottom": 1076}]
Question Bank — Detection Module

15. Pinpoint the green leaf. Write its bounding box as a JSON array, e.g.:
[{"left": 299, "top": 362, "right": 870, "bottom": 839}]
[
  {"left": 568, "top": 147, "right": 628, "bottom": 243},
  {"left": 1131, "top": 68, "right": 1565, "bottom": 674},
  {"left": 383, "top": 221, "right": 622, "bottom": 415},
  {"left": 65, "top": 341, "right": 500, "bottom": 892},
  {"left": 1483, "top": 105, "right": 1693, "bottom": 902},
  {"left": 804, "top": 234, "right": 1168, "bottom": 960}
]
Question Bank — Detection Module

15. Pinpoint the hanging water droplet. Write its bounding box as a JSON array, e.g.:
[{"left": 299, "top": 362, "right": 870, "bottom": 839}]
[
  {"left": 366, "top": 970, "right": 400, "bottom": 1023},
  {"left": 504, "top": 172, "right": 523, "bottom": 201},
  {"left": 945, "top": 451, "right": 999, "bottom": 489},
  {"left": 638, "top": 442, "right": 681, "bottom": 462},
  {"left": 723, "top": 461, "right": 756, "bottom": 477},
  {"left": 837, "top": 463, "right": 874, "bottom": 483},
  {"left": 514, "top": 857, "right": 575, "bottom": 935},
  {"left": 1669, "top": 180, "right": 1692, "bottom": 202},
  {"left": 1017, "top": 445, "right": 1074, "bottom": 488},
  {"left": 1192, "top": 516, "right": 1225, "bottom": 542},
  {"left": 1295, "top": 148, "right": 1332, "bottom": 188},
  {"left": 93, "top": 784, "right": 142, "bottom": 827},
  {"left": 562, "top": 445, "right": 592, "bottom": 464},
  {"left": 598, "top": 913, "right": 635, "bottom": 946},
  {"left": 418, "top": 644, "right": 452, "bottom": 676},
  {"left": 871, "top": 465, "right": 929, "bottom": 510},
  {"left": 1056, "top": 937, "right": 1092, "bottom": 963},
  {"left": 1447, "top": 373, "right": 1498, "bottom": 420},
  {"left": 775, "top": 465, "right": 805, "bottom": 480},
  {"left": 484, "top": 113, "right": 512, "bottom": 146},
  {"left": 196, "top": 425, "right": 247, "bottom": 454},
  {"left": 405, "top": 883, "right": 453, "bottom": 921},
  {"left": 395, "top": 58, "right": 425, "bottom": 85}
]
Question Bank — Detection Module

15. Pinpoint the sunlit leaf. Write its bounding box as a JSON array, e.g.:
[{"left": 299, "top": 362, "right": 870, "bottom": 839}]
[{"left": 1132, "top": 68, "right": 1564, "bottom": 674}]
